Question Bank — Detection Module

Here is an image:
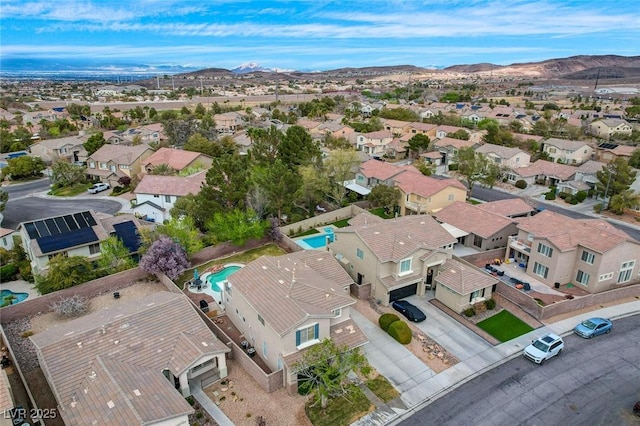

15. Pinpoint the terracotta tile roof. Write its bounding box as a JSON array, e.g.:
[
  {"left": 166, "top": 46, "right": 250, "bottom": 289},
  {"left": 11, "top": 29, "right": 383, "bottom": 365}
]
[
  {"left": 30, "top": 292, "right": 229, "bottom": 426},
  {"left": 359, "top": 159, "right": 419, "bottom": 181},
  {"left": 420, "top": 151, "right": 442, "bottom": 159},
  {"left": 381, "top": 119, "right": 410, "bottom": 128},
  {"left": 433, "top": 137, "right": 477, "bottom": 149},
  {"left": 605, "top": 144, "right": 636, "bottom": 156},
  {"left": 361, "top": 130, "right": 394, "bottom": 140},
  {"left": 227, "top": 251, "right": 357, "bottom": 336},
  {"left": 0, "top": 227, "right": 14, "bottom": 238},
  {"left": 336, "top": 214, "right": 457, "bottom": 262},
  {"left": 476, "top": 143, "right": 526, "bottom": 159},
  {"left": 394, "top": 171, "right": 466, "bottom": 198},
  {"left": 516, "top": 210, "right": 636, "bottom": 253},
  {"left": 296, "top": 118, "right": 323, "bottom": 130},
  {"left": 143, "top": 147, "right": 210, "bottom": 171},
  {"left": 576, "top": 160, "right": 606, "bottom": 174},
  {"left": 543, "top": 138, "right": 590, "bottom": 151},
  {"left": 476, "top": 199, "right": 534, "bottom": 218},
  {"left": 88, "top": 144, "right": 152, "bottom": 164},
  {"left": 408, "top": 122, "right": 437, "bottom": 132},
  {"left": 347, "top": 212, "right": 385, "bottom": 227},
  {"left": 36, "top": 134, "right": 88, "bottom": 149},
  {"left": 134, "top": 170, "right": 206, "bottom": 196},
  {"left": 435, "top": 257, "right": 498, "bottom": 295},
  {"left": 435, "top": 201, "right": 515, "bottom": 238},
  {"left": 514, "top": 160, "right": 576, "bottom": 181}
]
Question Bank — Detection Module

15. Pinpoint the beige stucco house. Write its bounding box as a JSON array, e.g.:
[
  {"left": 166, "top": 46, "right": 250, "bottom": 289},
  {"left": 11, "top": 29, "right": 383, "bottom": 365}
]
[
  {"left": 356, "top": 130, "right": 394, "bottom": 156},
  {"left": 507, "top": 210, "right": 640, "bottom": 293},
  {"left": 434, "top": 257, "right": 499, "bottom": 313},
  {"left": 224, "top": 251, "right": 367, "bottom": 394},
  {"left": 142, "top": 147, "right": 213, "bottom": 174},
  {"left": 29, "top": 134, "right": 89, "bottom": 164},
  {"left": 30, "top": 292, "right": 229, "bottom": 426},
  {"left": 542, "top": 138, "right": 594, "bottom": 165},
  {"left": 475, "top": 143, "right": 531, "bottom": 169},
  {"left": 589, "top": 118, "right": 633, "bottom": 140},
  {"left": 328, "top": 213, "right": 457, "bottom": 305},
  {"left": 86, "top": 144, "right": 154, "bottom": 187},
  {"left": 394, "top": 171, "right": 467, "bottom": 215}
]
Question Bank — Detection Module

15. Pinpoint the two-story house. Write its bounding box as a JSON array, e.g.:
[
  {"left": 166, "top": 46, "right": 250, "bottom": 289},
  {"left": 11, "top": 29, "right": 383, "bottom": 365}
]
[
  {"left": 589, "top": 118, "right": 633, "bottom": 140},
  {"left": 393, "top": 171, "right": 467, "bottom": 215},
  {"left": 86, "top": 144, "right": 154, "bottom": 187},
  {"left": 142, "top": 147, "right": 213, "bottom": 174},
  {"left": 133, "top": 171, "right": 206, "bottom": 223},
  {"left": 507, "top": 210, "right": 640, "bottom": 293},
  {"left": 329, "top": 213, "right": 457, "bottom": 305},
  {"left": 224, "top": 251, "right": 367, "bottom": 394},
  {"left": 29, "top": 134, "right": 89, "bottom": 164},
  {"left": 542, "top": 138, "right": 594, "bottom": 165},
  {"left": 352, "top": 159, "right": 419, "bottom": 191},
  {"left": 356, "top": 130, "right": 394, "bottom": 156},
  {"left": 475, "top": 143, "right": 531, "bottom": 169},
  {"left": 432, "top": 137, "right": 480, "bottom": 166}
]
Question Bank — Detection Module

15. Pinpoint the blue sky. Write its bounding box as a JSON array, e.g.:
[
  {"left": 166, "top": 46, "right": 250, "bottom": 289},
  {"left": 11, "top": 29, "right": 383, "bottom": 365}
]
[{"left": 1, "top": 0, "right": 639, "bottom": 71}]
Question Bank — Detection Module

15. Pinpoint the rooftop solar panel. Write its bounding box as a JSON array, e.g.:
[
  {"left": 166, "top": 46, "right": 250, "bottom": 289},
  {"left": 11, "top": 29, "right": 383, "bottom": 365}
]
[
  {"left": 24, "top": 223, "right": 39, "bottom": 239},
  {"left": 54, "top": 217, "right": 70, "bottom": 233},
  {"left": 64, "top": 214, "right": 79, "bottom": 231},
  {"left": 113, "top": 221, "right": 141, "bottom": 253},
  {"left": 82, "top": 211, "right": 97, "bottom": 227},
  {"left": 598, "top": 143, "right": 618, "bottom": 149},
  {"left": 44, "top": 218, "right": 61, "bottom": 235},
  {"left": 34, "top": 221, "right": 51, "bottom": 238},
  {"left": 73, "top": 213, "right": 89, "bottom": 229},
  {"left": 37, "top": 228, "right": 99, "bottom": 254}
]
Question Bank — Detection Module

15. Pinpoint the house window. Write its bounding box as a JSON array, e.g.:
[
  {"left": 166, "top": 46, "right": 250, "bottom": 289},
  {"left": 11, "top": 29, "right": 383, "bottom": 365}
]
[
  {"left": 473, "top": 235, "right": 483, "bottom": 248},
  {"left": 533, "top": 262, "right": 549, "bottom": 279},
  {"left": 356, "top": 248, "right": 364, "bottom": 260},
  {"left": 296, "top": 323, "right": 319, "bottom": 348},
  {"left": 88, "top": 243, "right": 100, "bottom": 255},
  {"left": 89, "top": 162, "right": 96, "bottom": 169},
  {"left": 99, "top": 162, "right": 107, "bottom": 169},
  {"left": 110, "top": 165, "right": 116, "bottom": 172},
  {"left": 581, "top": 250, "right": 595, "bottom": 265},
  {"left": 448, "top": 193, "right": 454, "bottom": 201},
  {"left": 164, "top": 195, "right": 171, "bottom": 203},
  {"left": 258, "top": 314, "right": 265, "bottom": 326},
  {"left": 537, "top": 243, "right": 553, "bottom": 258},
  {"left": 399, "top": 258, "right": 412, "bottom": 275},
  {"left": 618, "top": 260, "right": 635, "bottom": 283},
  {"left": 469, "top": 290, "right": 481, "bottom": 302},
  {"left": 119, "top": 164, "right": 129, "bottom": 170},
  {"left": 598, "top": 272, "right": 613, "bottom": 282},
  {"left": 333, "top": 308, "right": 341, "bottom": 318},
  {"left": 576, "top": 270, "right": 590, "bottom": 286}
]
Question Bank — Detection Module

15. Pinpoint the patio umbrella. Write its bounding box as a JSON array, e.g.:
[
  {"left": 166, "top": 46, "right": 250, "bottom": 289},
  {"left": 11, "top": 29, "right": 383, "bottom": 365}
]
[{"left": 194, "top": 268, "right": 200, "bottom": 281}]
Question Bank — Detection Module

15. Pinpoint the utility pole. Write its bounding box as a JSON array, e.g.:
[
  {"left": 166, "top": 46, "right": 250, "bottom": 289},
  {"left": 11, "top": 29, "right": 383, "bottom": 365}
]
[
  {"left": 156, "top": 76, "right": 160, "bottom": 89},
  {"left": 171, "top": 75, "right": 175, "bottom": 91}
]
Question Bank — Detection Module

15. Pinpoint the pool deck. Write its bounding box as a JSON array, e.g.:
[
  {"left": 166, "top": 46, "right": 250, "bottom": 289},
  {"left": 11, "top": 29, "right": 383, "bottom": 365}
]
[{"left": 0, "top": 279, "right": 40, "bottom": 301}]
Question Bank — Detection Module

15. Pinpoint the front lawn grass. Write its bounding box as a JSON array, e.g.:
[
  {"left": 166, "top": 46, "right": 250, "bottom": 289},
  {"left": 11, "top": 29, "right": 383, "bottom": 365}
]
[
  {"left": 50, "top": 182, "right": 91, "bottom": 196},
  {"left": 365, "top": 375, "right": 399, "bottom": 403},
  {"left": 306, "top": 385, "right": 373, "bottom": 426},
  {"left": 476, "top": 310, "right": 534, "bottom": 342},
  {"left": 369, "top": 207, "right": 394, "bottom": 219}
]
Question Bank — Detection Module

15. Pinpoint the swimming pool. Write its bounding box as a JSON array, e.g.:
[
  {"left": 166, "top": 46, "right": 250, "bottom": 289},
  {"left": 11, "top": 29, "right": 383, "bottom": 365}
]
[
  {"left": 206, "top": 266, "right": 241, "bottom": 291},
  {"left": 191, "top": 264, "right": 242, "bottom": 305},
  {"left": 295, "top": 227, "right": 335, "bottom": 250},
  {"left": 1, "top": 289, "right": 29, "bottom": 306}
]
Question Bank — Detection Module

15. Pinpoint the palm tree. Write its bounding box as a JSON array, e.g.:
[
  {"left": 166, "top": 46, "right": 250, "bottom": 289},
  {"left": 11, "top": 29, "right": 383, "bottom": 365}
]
[{"left": 149, "top": 163, "right": 176, "bottom": 176}]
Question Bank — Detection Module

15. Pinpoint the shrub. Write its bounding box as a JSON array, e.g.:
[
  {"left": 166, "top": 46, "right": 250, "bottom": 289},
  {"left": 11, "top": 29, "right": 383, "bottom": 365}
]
[
  {"left": 567, "top": 196, "right": 579, "bottom": 205},
  {"left": 21, "top": 331, "right": 34, "bottom": 338},
  {"left": 378, "top": 313, "right": 401, "bottom": 332},
  {"left": 544, "top": 191, "right": 556, "bottom": 200},
  {"left": 515, "top": 180, "right": 527, "bottom": 189},
  {"left": 484, "top": 298, "right": 497, "bottom": 310},
  {"left": 387, "top": 320, "right": 412, "bottom": 344},
  {"left": 448, "top": 163, "right": 459, "bottom": 171},
  {"left": 0, "top": 264, "right": 17, "bottom": 281},
  {"left": 594, "top": 203, "right": 603, "bottom": 214},
  {"left": 558, "top": 192, "right": 569, "bottom": 199},
  {"left": 50, "top": 295, "right": 89, "bottom": 318},
  {"left": 575, "top": 191, "right": 588, "bottom": 202},
  {"left": 463, "top": 307, "right": 476, "bottom": 317},
  {"left": 185, "top": 396, "right": 195, "bottom": 406}
]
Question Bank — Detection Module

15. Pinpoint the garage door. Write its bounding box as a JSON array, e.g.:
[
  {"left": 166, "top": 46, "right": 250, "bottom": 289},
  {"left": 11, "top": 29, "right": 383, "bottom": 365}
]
[{"left": 389, "top": 283, "right": 418, "bottom": 302}]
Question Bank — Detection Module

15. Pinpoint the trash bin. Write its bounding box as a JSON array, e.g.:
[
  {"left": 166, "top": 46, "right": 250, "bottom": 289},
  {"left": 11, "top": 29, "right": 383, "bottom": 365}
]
[
  {"left": 199, "top": 299, "right": 209, "bottom": 313},
  {"left": 554, "top": 282, "right": 560, "bottom": 289}
]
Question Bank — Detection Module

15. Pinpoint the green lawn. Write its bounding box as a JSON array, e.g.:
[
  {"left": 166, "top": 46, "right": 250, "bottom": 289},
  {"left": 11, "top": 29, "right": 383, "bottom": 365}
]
[
  {"left": 332, "top": 218, "right": 351, "bottom": 228},
  {"left": 365, "top": 376, "right": 399, "bottom": 403},
  {"left": 476, "top": 310, "right": 534, "bottom": 342},
  {"left": 50, "top": 182, "right": 92, "bottom": 196},
  {"left": 369, "top": 207, "right": 394, "bottom": 219},
  {"left": 306, "top": 385, "right": 373, "bottom": 426},
  {"left": 292, "top": 228, "right": 321, "bottom": 238}
]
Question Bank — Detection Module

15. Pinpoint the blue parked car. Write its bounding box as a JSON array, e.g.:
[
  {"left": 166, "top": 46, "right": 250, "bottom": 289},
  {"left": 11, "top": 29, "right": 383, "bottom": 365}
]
[
  {"left": 391, "top": 300, "right": 426, "bottom": 322},
  {"left": 573, "top": 317, "right": 612, "bottom": 339}
]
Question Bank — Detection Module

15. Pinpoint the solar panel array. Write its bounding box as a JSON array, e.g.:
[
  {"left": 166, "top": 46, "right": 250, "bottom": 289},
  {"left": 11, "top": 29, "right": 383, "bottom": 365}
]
[
  {"left": 113, "top": 221, "right": 142, "bottom": 253},
  {"left": 598, "top": 142, "right": 619, "bottom": 150},
  {"left": 24, "top": 211, "right": 101, "bottom": 255}
]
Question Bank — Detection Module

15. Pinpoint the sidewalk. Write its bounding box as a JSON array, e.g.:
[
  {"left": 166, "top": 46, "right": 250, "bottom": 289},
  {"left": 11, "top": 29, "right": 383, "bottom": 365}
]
[{"left": 358, "top": 299, "right": 640, "bottom": 426}]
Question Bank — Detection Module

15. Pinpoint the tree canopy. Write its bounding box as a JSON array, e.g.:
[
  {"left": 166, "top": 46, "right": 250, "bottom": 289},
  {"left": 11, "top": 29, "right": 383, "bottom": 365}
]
[
  {"left": 595, "top": 158, "right": 637, "bottom": 208},
  {"left": 139, "top": 236, "right": 190, "bottom": 280}
]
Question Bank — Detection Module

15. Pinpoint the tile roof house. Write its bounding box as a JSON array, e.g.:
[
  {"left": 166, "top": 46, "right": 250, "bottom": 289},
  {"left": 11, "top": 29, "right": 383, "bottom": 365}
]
[
  {"left": 30, "top": 292, "right": 230, "bottom": 426},
  {"left": 142, "top": 147, "right": 213, "bottom": 173},
  {"left": 356, "top": 130, "right": 394, "bottom": 156},
  {"left": 475, "top": 199, "right": 535, "bottom": 218},
  {"left": 86, "top": 144, "right": 154, "bottom": 188},
  {"left": 29, "top": 134, "right": 89, "bottom": 163},
  {"left": 434, "top": 257, "right": 499, "bottom": 313},
  {"left": 393, "top": 171, "right": 467, "bottom": 215},
  {"left": 133, "top": 171, "right": 206, "bottom": 223},
  {"left": 381, "top": 119, "right": 411, "bottom": 135},
  {"left": 596, "top": 142, "right": 636, "bottom": 163},
  {"left": 224, "top": 251, "right": 367, "bottom": 394},
  {"left": 507, "top": 210, "right": 640, "bottom": 293},
  {"left": 329, "top": 213, "right": 457, "bottom": 305},
  {"left": 589, "top": 118, "right": 633, "bottom": 140},
  {"left": 432, "top": 137, "right": 480, "bottom": 166},
  {"left": 509, "top": 160, "right": 576, "bottom": 186},
  {"left": 574, "top": 160, "right": 606, "bottom": 187},
  {"left": 214, "top": 112, "right": 244, "bottom": 135},
  {"left": 353, "top": 159, "right": 420, "bottom": 191},
  {"left": 542, "top": 138, "right": 594, "bottom": 165},
  {"left": 0, "top": 227, "right": 15, "bottom": 251},
  {"left": 103, "top": 123, "right": 165, "bottom": 146},
  {"left": 17, "top": 210, "right": 142, "bottom": 273},
  {"left": 434, "top": 201, "right": 519, "bottom": 251},
  {"left": 475, "top": 143, "right": 531, "bottom": 169}
]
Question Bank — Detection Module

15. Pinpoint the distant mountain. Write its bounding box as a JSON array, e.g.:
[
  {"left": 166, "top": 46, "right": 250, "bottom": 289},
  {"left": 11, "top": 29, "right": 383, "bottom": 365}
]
[
  {"left": 231, "top": 62, "right": 269, "bottom": 74},
  {"left": 444, "top": 55, "right": 640, "bottom": 78}
]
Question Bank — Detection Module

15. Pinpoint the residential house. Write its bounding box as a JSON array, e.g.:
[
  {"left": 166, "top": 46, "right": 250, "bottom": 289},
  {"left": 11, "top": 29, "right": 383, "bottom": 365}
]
[
  {"left": 432, "top": 137, "right": 479, "bottom": 166},
  {"left": 103, "top": 123, "right": 165, "bottom": 146},
  {"left": 596, "top": 142, "right": 636, "bottom": 163},
  {"left": 232, "top": 131, "right": 253, "bottom": 155},
  {"left": 475, "top": 143, "right": 531, "bottom": 169},
  {"left": 542, "top": 138, "right": 594, "bottom": 165},
  {"left": 21, "top": 109, "right": 65, "bottom": 125},
  {"left": 507, "top": 210, "right": 640, "bottom": 293},
  {"left": 486, "top": 107, "right": 515, "bottom": 126},
  {"left": 0, "top": 228, "right": 15, "bottom": 250},
  {"left": 386, "top": 138, "right": 409, "bottom": 159},
  {"left": 589, "top": 118, "right": 633, "bottom": 140},
  {"left": 433, "top": 125, "right": 470, "bottom": 141},
  {"left": 142, "top": 147, "right": 213, "bottom": 174},
  {"left": 317, "top": 122, "right": 355, "bottom": 139},
  {"left": 329, "top": 213, "right": 457, "bottom": 305},
  {"left": 434, "top": 202, "right": 518, "bottom": 250},
  {"left": 86, "top": 144, "right": 154, "bottom": 187},
  {"left": 557, "top": 179, "right": 591, "bottom": 196},
  {"left": 356, "top": 130, "right": 394, "bottom": 156},
  {"left": 29, "top": 134, "right": 89, "bottom": 163},
  {"left": 224, "top": 251, "right": 367, "bottom": 394},
  {"left": 133, "top": 171, "right": 206, "bottom": 223},
  {"left": 394, "top": 171, "right": 467, "bottom": 215},
  {"left": 407, "top": 122, "right": 437, "bottom": 136},
  {"left": 475, "top": 199, "right": 535, "bottom": 219},
  {"left": 352, "top": 159, "right": 419, "bottom": 192},
  {"left": 296, "top": 118, "right": 323, "bottom": 135},
  {"left": 17, "top": 210, "right": 142, "bottom": 273},
  {"left": 506, "top": 160, "right": 576, "bottom": 186},
  {"left": 381, "top": 119, "right": 411, "bottom": 136},
  {"left": 214, "top": 112, "right": 244, "bottom": 135},
  {"left": 573, "top": 160, "right": 606, "bottom": 188},
  {"left": 434, "top": 257, "right": 499, "bottom": 313},
  {"left": 30, "top": 292, "right": 230, "bottom": 426}
]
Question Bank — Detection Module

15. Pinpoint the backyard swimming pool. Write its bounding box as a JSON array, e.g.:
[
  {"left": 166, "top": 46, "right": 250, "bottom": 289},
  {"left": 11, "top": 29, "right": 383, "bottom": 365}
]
[
  {"left": 1, "top": 289, "right": 29, "bottom": 306},
  {"left": 190, "top": 264, "right": 242, "bottom": 305},
  {"left": 295, "top": 227, "right": 335, "bottom": 250}
]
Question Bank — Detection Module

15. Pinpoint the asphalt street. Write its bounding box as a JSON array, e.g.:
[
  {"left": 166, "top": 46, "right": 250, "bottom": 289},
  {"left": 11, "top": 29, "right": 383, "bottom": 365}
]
[
  {"left": 1, "top": 178, "right": 51, "bottom": 200},
  {"left": 399, "top": 314, "right": 640, "bottom": 426}
]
